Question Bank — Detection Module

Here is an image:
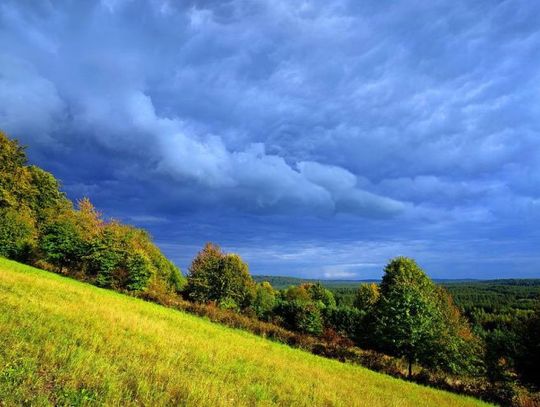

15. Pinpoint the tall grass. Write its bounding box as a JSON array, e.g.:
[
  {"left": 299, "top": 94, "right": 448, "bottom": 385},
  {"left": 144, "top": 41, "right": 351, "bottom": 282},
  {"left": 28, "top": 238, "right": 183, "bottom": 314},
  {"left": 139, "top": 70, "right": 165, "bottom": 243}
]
[{"left": 0, "top": 258, "right": 490, "bottom": 406}]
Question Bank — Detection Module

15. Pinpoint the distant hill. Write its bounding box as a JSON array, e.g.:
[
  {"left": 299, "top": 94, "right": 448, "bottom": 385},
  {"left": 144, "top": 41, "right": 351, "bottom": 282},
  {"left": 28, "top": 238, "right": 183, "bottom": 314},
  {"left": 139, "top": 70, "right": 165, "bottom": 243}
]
[
  {"left": 252, "top": 275, "right": 378, "bottom": 289},
  {"left": 254, "top": 274, "right": 540, "bottom": 290},
  {"left": 0, "top": 257, "right": 488, "bottom": 406}
]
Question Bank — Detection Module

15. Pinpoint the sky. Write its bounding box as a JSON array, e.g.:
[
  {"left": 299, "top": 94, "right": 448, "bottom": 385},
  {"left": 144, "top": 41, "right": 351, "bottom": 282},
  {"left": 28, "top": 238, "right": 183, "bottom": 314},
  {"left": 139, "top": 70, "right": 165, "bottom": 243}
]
[{"left": 1, "top": 0, "right": 540, "bottom": 279}]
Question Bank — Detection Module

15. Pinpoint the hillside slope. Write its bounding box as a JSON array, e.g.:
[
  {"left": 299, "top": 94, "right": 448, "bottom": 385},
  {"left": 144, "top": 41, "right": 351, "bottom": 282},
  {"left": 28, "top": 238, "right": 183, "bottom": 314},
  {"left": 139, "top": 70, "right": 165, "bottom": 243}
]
[{"left": 0, "top": 258, "right": 489, "bottom": 406}]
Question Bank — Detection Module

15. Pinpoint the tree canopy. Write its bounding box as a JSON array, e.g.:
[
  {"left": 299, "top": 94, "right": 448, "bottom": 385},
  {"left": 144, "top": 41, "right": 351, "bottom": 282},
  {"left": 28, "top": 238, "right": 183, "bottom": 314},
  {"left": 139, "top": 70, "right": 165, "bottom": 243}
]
[
  {"left": 374, "top": 257, "right": 480, "bottom": 376},
  {"left": 0, "top": 131, "right": 185, "bottom": 294},
  {"left": 186, "top": 242, "right": 256, "bottom": 309}
]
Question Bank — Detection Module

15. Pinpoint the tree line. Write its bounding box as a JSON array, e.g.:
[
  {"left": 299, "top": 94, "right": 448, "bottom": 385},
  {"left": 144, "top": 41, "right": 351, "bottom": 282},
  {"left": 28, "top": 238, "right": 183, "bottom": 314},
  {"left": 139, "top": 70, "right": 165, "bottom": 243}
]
[
  {"left": 185, "top": 243, "right": 481, "bottom": 377},
  {"left": 0, "top": 131, "right": 184, "bottom": 295}
]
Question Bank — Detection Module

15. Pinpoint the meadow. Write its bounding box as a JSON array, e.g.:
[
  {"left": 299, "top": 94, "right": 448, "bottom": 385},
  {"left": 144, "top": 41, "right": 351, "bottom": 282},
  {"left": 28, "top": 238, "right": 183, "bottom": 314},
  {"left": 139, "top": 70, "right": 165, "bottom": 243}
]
[{"left": 0, "top": 257, "right": 489, "bottom": 406}]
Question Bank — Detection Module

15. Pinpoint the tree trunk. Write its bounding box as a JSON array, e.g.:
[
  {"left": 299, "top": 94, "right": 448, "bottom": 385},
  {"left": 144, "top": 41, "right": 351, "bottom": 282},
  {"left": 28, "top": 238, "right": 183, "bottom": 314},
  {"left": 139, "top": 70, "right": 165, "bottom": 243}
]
[{"left": 408, "top": 356, "right": 413, "bottom": 378}]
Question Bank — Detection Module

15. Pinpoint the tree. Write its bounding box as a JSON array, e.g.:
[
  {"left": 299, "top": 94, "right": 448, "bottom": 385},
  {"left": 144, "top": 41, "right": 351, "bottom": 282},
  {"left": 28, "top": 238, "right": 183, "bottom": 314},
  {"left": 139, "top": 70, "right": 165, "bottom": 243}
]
[
  {"left": 0, "top": 207, "right": 35, "bottom": 260},
  {"left": 306, "top": 282, "right": 336, "bottom": 309},
  {"left": 282, "top": 285, "right": 312, "bottom": 303},
  {"left": 323, "top": 305, "right": 362, "bottom": 338},
  {"left": 219, "top": 253, "right": 256, "bottom": 309},
  {"left": 0, "top": 131, "right": 30, "bottom": 209},
  {"left": 39, "top": 200, "right": 102, "bottom": 275},
  {"left": 0, "top": 130, "right": 185, "bottom": 296},
  {"left": 40, "top": 215, "right": 85, "bottom": 272},
  {"left": 431, "top": 286, "right": 483, "bottom": 375},
  {"left": 186, "top": 243, "right": 256, "bottom": 310},
  {"left": 126, "top": 250, "right": 153, "bottom": 291},
  {"left": 374, "top": 257, "right": 477, "bottom": 377},
  {"left": 516, "top": 304, "right": 540, "bottom": 387},
  {"left": 354, "top": 283, "right": 380, "bottom": 311},
  {"left": 253, "top": 281, "right": 276, "bottom": 319},
  {"left": 27, "top": 166, "right": 70, "bottom": 222},
  {"left": 274, "top": 299, "right": 323, "bottom": 335}
]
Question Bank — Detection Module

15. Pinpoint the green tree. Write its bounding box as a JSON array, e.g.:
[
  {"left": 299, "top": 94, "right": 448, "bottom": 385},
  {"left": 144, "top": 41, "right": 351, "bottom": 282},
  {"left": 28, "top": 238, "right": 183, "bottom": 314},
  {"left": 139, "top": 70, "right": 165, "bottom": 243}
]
[
  {"left": 218, "top": 253, "right": 256, "bottom": 309},
  {"left": 40, "top": 216, "right": 85, "bottom": 272},
  {"left": 282, "top": 285, "right": 312, "bottom": 303},
  {"left": 27, "top": 166, "right": 69, "bottom": 221},
  {"left": 253, "top": 281, "right": 276, "bottom": 319},
  {"left": 275, "top": 300, "right": 323, "bottom": 335},
  {"left": 374, "top": 257, "right": 476, "bottom": 377},
  {"left": 126, "top": 250, "right": 153, "bottom": 291},
  {"left": 306, "top": 282, "right": 336, "bottom": 309},
  {"left": 0, "top": 207, "right": 35, "bottom": 260},
  {"left": 0, "top": 131, "right": 30, "bottom": 209},
  {"left": 186, "top": 243, "right": 225, "bottom": 303},
  {"left": 354, "top": 283, "right": 380, "bottom": 311},
  {"left": 431, "top": 287, "right": 483, "bottom": 375},
  {"left": 323, "top": 305, "right": 362, "bottom": 338},
  {"left": 0, "top": 130, "right": 185, "bottom": 296},
  {"left": 186, "top": 243, "right": 256, "bottom": 309}
]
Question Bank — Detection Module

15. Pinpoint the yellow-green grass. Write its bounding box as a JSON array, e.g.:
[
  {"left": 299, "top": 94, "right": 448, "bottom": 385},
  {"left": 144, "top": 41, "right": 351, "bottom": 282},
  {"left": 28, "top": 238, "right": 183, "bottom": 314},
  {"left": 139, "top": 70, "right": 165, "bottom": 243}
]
[{"left": 0, "top": 258, "right": 490, "bottom": 407}]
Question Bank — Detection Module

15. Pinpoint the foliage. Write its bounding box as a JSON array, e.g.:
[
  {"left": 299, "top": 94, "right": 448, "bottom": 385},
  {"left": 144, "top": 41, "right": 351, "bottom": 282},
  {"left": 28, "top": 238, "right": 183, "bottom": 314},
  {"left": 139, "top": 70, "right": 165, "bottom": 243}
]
[
  {"left": 185, "top": 242, "right": 222, "bottom": 302},
  {"left": 354, "top": 283, "right": 380, "bottom": 311},
  {"left": 430, "top": 287, "right": 484, "bottom": 375},
  {"left": 126, "top": 250, "right": 153, "bottom": 291},
  {"left": 186, "top": 243, "right": 256, "bottom": 309},
  {"left": 374, "top": 257, "right": 479, "bottom": 376},
  {"left": 306, "top": 282, "right": 336, "bottom": 308},
  {"left": 40, "top": 216, "right": 85, "bottom": 272},
  {"left": 253, "top": 281, "right": 276, "bottom": 319},
  {"left": 0, "top": 131, "right": 30, "bottom": 208},
  {"left": 515, "top": 305, "right": 540, "bottom": 388},
  {"left": 0, "top": 207, "right": 35, "bottom": 260},
  {"left": 274, "top": 299, "right": 324, "bottom": 335},
  {"left": 0, "top": 131, "right": 185, "bottom": 294},
  {"left": 26, "top": 165, "right": 69, "bottom": 221},
  {"left": 323, "top": 305, "right": 363, "bottom": 339}
]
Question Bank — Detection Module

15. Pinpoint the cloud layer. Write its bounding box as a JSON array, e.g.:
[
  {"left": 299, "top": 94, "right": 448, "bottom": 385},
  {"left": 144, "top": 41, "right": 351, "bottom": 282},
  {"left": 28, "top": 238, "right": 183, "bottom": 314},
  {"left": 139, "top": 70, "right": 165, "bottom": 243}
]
[{"left": 1, "top": 0, "right": 539, "bottom": 278}]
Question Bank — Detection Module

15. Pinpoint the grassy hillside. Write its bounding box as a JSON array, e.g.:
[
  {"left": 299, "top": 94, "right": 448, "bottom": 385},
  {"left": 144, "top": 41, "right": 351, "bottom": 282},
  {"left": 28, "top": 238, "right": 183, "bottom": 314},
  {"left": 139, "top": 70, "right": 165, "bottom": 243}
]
[{"left": 0, "top": 258, "right": 489, "bottom": 406}]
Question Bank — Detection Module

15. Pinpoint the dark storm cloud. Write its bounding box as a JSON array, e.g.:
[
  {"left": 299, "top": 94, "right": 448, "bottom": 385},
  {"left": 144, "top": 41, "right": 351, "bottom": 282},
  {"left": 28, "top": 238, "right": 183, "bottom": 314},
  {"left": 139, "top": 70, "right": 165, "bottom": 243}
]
[{"left": 1, "top": 0, "right": 539, "bottom": 277}]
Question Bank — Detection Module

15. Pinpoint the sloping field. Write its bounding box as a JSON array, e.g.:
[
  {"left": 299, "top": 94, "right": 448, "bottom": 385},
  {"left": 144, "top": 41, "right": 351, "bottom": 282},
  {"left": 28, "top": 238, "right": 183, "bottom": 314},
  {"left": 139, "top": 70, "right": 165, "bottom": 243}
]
[{"left": 0, "top": 258, "right": 489, "bottom": 406}]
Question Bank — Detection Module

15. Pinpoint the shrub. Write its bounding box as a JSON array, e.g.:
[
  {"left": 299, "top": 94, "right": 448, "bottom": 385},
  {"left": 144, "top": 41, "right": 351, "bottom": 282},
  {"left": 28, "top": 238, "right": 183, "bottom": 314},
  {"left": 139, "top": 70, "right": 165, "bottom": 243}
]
[
  {"left": 323, "top": 305, "right": 363, "bottom": 338},
  {"left": 0, "top": 207, "right": 35, "bottom": 260},
  {"left": 275, "top": 300, "right": 323, "bottom": 335}
]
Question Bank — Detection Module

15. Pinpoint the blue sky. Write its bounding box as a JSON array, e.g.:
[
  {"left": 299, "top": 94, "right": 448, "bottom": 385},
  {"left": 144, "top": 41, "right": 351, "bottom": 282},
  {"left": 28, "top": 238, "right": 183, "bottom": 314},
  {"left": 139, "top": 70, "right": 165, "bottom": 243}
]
[{"left": 1, "top": 0, "right": 540, "bottom": 279}]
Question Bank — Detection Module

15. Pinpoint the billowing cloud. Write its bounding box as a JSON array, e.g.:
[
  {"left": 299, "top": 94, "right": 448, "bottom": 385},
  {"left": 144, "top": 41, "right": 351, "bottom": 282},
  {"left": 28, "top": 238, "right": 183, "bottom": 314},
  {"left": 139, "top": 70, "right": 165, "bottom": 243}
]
[
  {"left": 0, "top": 55, "right": 65, "bottom": 143},
  {"left": 1, "top": 0, "right": 540, "bottom": 277}
]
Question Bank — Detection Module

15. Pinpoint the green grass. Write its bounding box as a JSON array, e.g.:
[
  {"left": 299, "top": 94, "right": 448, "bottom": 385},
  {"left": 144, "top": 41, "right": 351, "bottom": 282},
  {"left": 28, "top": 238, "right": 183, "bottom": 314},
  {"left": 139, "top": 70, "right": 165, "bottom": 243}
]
[{"left": 0, "top": 258, "right": 490, "bottom": 406}]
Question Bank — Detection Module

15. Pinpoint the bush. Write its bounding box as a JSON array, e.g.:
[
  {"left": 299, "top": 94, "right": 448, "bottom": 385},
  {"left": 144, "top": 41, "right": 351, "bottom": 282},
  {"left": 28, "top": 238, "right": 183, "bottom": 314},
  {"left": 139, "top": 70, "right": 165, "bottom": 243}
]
[
  {"left": 323, "top": 306, "right": 363, "bottom": 339},
  {"left": 274, "top": 300, "right": 323, "bottom": 335},
  {"left": 0, "top": 207, "right": 35, "bottom": 260}
]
